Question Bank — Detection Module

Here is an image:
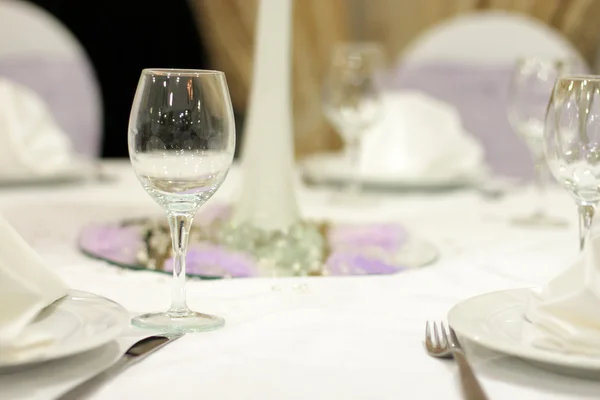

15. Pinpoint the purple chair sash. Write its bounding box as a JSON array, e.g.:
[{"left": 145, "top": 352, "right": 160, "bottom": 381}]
[{"left": 386, "top": 62, "right": 533, "bottom": 179}]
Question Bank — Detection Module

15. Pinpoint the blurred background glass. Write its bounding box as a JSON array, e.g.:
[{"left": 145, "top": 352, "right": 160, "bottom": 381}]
[
  {"left": 322, "top": 42, "right": 384, "bottom": 195},
  {"left": 507, "top": 57, "right": 573, "bottom": 226}
]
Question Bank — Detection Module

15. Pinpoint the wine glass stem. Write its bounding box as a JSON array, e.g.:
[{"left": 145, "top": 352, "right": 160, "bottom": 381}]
[
  {"left": 346, "top": 135, "right": 362, "bottom": 194},
  {"left": 167, "top": 212, "right": 194, "bottom": 316},
  {"left": 533, "top": 157, "right": 547, "bottom": 216},
  {"left": 577, "top": 204, "right": 595, "bottom": 251}
]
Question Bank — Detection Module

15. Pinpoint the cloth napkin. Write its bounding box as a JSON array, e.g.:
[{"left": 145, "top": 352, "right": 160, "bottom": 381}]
[
  {"left": 0, "top": 78, "right": 73, "bottom": 177},
  {"left": 359, "top": 91, "right": 486, "bottom": 181},
  {"left": 525, "top": 234, "right": 600, "bottom": 355},
  {"left": 0, "top": 213, "right": 68, "bottom": 361}
]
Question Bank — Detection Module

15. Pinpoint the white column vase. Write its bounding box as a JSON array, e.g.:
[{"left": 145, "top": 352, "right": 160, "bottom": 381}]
[{"left": 232, "top": 0, "right": 300, "bottom": 231}]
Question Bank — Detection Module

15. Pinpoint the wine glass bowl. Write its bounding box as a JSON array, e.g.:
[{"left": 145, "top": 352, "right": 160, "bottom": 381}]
[
  {"left": 128, "top": 69, "right": 235, "bottom": 332},
  {"left": 544, "top": 75, "right": 600, "bottom": 250},
  {"left": 507, "top": 57, "right": 573, "bottom": 227},
  {"left": 509, "top": 58, "right": 566, "bottom": 155},
  {"left": 322, "top": 42, "right": 384, "bottom": 195}
]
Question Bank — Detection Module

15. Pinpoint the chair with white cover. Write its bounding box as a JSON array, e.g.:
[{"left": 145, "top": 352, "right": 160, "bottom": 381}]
[
  {"left": 0, "top": 0, "right": 102, "bottom": 157},
  {"left": 388, "top": 11, "right": 588, "bottom": 179}
]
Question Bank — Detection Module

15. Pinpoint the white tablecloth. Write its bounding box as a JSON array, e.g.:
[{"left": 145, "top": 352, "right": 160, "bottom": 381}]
[{"left": 1, "top": 160, "right": 599, "bottom": 400}]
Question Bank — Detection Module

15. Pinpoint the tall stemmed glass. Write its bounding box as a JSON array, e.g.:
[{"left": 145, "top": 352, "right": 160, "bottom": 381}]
[
  {"left": 322, "top": 42, "right": 384, "bottom": 196},
  {"left": 128, "top": 69, "right": 235, "bottom": 332},
  {"left": 508, "top": 57, "right": 573, "bottom": 227},
  {"left": 544, "top": 75, "right": 600, "bottom": 251}
]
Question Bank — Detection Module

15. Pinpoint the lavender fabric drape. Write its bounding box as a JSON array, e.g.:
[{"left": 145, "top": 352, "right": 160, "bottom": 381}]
[
  {"left": 386, "top": 63, "right": 533, "bottom": 179},
  {"left": 0, "top": 55, "right": 102, "bottom": 157}
]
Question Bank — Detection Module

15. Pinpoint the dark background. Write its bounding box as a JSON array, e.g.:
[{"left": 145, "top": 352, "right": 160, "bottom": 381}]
[{"left": 28, "top": 0, "right": 214, "bottom": 158}]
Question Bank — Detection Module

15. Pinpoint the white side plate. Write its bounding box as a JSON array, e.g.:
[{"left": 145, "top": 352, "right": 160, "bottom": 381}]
[
  {"left": 0, "top": 290, "right": 129, "bottom": 369},
  {"left": 448, "top": 288, "right": 600, "bottom": 379},
  {"left": 301, "top": 153, "right": 484, "bottom": 190}
]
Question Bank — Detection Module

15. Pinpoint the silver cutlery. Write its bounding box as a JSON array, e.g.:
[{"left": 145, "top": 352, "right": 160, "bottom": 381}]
[
  {"left": 424, "top": 321, "right": 488, "bottom": 400},
  {"left": 56, "top": 333, "right": 183, "bottom": 400}
]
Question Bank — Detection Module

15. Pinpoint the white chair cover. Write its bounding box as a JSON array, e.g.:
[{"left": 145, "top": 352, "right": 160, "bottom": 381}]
[
  {"left": 0, "top": 0, "right": 102, "bottom": 157},
  {"left": 388, "top": 11, "right": 587, "bottom": 179}
]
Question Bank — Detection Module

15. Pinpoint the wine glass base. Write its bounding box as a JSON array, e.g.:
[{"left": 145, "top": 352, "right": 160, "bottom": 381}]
[
  {"left": 131, "top": 310, "right": 225, "bottom": 333},
  {"left": 510, "top": 213, "right": 568, "bottom": 228}
]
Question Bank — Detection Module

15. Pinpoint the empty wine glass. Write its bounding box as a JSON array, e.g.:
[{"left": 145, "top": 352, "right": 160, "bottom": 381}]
[
  {"left": 322, "top": 42, "right": 384, "bottom": 196},
  {"left": 544, "top": 75, "right": 600, "bottom": 251},
  {"left": 128, "top": 69, "right": 235, "bottom": 332},
  {"left": 508, "top": 57, "right": 574, "bottom": 227}
]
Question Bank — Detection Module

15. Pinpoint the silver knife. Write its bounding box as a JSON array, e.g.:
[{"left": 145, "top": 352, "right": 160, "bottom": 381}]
[{"left": 56, "top": 334, "right": 184, "bottom": 400}]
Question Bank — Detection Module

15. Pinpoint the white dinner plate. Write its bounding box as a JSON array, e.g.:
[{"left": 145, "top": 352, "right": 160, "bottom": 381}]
[
  {"left": 448, "top": 288, "right": 600, "bottom": 379},
  {"left": 0, "top": 290, "right": 129, "bottom": 369},
  {"left": 300, "top": 153, "right": 484, "bottom": 190}
]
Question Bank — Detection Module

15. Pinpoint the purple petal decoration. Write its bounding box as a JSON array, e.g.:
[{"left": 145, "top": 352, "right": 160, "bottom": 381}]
[
  {"left": 328, "top": 224, "right": 409, "bottom": 252},
  {"left": 325, "top": 252, "right": 403, "bottom": 276},
  {"left": 78, "top": 225, "right": 141, "bottom": 265},
  {"left": 78, "top": 204, "right": 412, "bottom": 278}
]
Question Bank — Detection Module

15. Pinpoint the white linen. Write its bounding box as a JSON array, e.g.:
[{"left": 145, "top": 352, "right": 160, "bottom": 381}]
[
  {"left": 0, "top": 213, "right": 68, "bottom": 360},
  {"left": 0, "top": 78, "right": 73, "bottom": 177},
  {"left": 526, "top": 234, "right": 600, "bottom": 355},
  {"left": 360, "top": 91, "right": 486, "bottom": 181},
  {"left": 1, "top": 160, "right": 598, "bottom": 399}
]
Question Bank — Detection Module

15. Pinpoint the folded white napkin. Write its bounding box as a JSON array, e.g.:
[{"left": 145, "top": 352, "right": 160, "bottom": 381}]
[
  {"left": 0, "top": 78, "right": 73, "bottom": 177},
  {"left": 360, "top": 91, "right": 486, "bottom": 181},
  {"left": 526, "top": 234, "right": 600, "bottom": 355},
  {"left": 0, "top": 213, "right": 68, "bottom": 360}
]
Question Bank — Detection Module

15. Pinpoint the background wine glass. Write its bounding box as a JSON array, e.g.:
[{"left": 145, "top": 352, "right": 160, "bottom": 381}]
[
  {"left": 322, "top": 42, "right": 384, "bottom": 197},
  {"left": 544, "top": 75, "right": 600, "bottom": 251},
  {"left": 507, "top": 57, "right": 573, "bottom": 227},
  {"left": 128, "top": 69, "right": 235, "bottom": 332}
]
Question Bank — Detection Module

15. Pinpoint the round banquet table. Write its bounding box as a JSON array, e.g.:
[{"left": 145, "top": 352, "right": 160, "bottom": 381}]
[{"left": 1, "top": 160, "right": 598, "bottom": 400}]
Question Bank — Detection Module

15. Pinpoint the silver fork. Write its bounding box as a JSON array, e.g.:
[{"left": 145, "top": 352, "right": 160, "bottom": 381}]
[{"left": 424, "top": 321, "right": 489, "bottom": 400}]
